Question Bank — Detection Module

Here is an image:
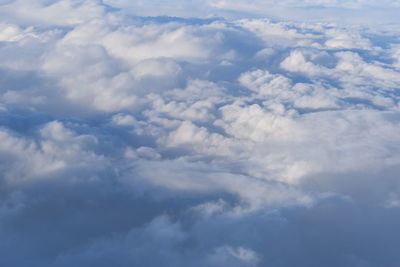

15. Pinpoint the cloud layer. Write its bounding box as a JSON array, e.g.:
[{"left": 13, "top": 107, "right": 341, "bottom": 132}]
[{"left": 1, "top": 1, "right": 400, "bottom": 266}]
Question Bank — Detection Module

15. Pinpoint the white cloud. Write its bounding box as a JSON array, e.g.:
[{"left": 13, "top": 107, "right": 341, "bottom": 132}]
[
  {"left": 0, "top": 0, "right": 106, "bottom": 26},
  {"left": 101, "top": 0, "right": 400, "bottom": 25},
  {"left": 1, "top": 1, "right": 400, "bottom": 266},
  {"left": 207, "top": 246, "right": 260, "bottom": 267},
  {"left": 0, "top": 121, "right": 105, "bottom": 186},
  {"left": 0, "top": 23, "right": 35, "bottom": 42}
]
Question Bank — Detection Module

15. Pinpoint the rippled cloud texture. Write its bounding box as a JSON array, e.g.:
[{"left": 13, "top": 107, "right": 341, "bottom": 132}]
[{"left": 1, "top": 0, "right": 400, "bottom": 266}]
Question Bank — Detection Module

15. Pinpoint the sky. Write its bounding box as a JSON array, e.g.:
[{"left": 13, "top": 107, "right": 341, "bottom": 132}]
[{"left": 1, "top": 0, "right": 400, "bottom": 266}]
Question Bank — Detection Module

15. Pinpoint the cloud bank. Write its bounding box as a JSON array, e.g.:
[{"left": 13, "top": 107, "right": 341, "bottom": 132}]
[{"left": 1, "top": 0, "right": 400, "bottom": 266}]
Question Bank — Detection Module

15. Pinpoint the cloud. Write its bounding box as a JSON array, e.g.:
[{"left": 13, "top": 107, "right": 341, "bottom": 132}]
[
  {"left": 104, "top": 0, "right": 400, "bottom": 24},
  {"left": 0, "top": 0, "right": 106, "bottom": 26},
  {"left": 1, "top": 0, "right": 400, "bottom": 266}
]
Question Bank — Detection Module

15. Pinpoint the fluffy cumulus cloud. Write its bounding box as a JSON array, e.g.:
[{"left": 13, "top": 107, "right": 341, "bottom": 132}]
[{"left": 1, "top": 0, "right": 400, "bottom": 266}]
